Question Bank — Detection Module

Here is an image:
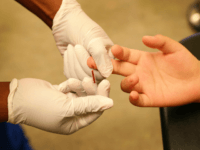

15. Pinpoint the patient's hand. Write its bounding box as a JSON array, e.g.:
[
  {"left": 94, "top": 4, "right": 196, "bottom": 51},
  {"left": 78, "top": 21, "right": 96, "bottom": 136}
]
[{"left": 87, "top": 35, "right": 200, "bottom": 107}]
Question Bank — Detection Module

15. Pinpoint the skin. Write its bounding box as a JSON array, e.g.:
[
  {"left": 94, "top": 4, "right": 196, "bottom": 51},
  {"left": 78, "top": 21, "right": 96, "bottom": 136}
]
[
  {"left": 87, "top": 34, "right": 200, "bottom": 107},
  {"left": 16, "top": 0, "right": 62, "bottom": 28},
  {"left": 0, "top": 82, "right": 10, "bottom": 122}
]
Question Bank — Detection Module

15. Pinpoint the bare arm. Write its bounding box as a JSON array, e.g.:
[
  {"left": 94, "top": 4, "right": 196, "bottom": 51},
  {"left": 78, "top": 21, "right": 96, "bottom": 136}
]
[
  {"left": 15, "top": 0, "right": 62, "bottom": 28},
  {"left": 0, "top": 82, "right": 10, "bottom": 122}
]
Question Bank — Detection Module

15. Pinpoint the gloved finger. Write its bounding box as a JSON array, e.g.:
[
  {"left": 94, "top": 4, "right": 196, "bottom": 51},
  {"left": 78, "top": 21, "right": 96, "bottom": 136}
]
[
  {"left": 88, "top": 40, "right": 113, "bottom": 78},
  {"left": 74, "top": 45, "right": 104, "bottom": 82},
  {"left": 57, "top": 78, "right": 86, "bottom": 96},
  {"left": 64, "top": 46, "right": 71, "bottom": 79},
  {"left": 73, "top": 95, "right": 113, "bottom": 116},
  {"left": 68, "top": 45, "right": 90, "bottom": 80},
  {"left": 64, "top": 45, "right": 95, "bottom": 81},
  {"left": 66, "top": 44, "right": 79, "bottom": 79},
  {"left": 73, "top": 45, "right": 91, "bottom": 81},
  {"left": 58, "top": 45, "right": 67, "bottom": 56},
  {"left": 97, "top": 79, "right": 110, "bottom": 97},
  {"left": 53, "top": 80, "right": 70, "bottom": 93},
  {"left": 67, "top": 78, "right": 87, "bottom": 96},
  {"left": 82, "top": 77, "right": 97, "bottom": 95}
]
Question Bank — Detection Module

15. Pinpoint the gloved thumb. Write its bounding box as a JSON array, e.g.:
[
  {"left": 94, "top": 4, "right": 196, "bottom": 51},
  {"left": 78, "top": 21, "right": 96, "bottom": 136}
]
[
  {"left": 73, "top": 95, "right": 113, "bottom": 116},
  {"left": 53, "top": 78, "right": 86, "bottom": 96}
]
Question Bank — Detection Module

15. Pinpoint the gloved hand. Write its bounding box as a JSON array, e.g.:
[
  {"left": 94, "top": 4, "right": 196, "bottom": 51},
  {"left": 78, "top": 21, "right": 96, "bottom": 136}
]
[
  {"left": 7, "top": 77, "right": 113, "bottom": 135},
  {"left": 52, "top": 0, "right": 114, "bottom": 78},
  {"left": 63, "top": 44, "right": 104, "bottom": 83}
]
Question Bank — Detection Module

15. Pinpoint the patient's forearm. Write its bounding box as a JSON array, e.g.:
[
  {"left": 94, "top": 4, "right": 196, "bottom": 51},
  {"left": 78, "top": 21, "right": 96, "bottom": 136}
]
[
  {"left": 15, "top": 0, "right": 62, "bottom": 28},
  {"left": 0, "top": 82, "right": 10, "bottom": 122}
]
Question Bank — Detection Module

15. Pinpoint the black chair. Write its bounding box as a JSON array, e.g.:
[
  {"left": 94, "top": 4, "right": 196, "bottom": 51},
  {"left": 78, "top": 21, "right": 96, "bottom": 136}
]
[
  {"left": 187, "top": 0, "right": 200, "bottom": 32},
  {"left": 160, "top": 32, "right": 200, "bottom": 150}
]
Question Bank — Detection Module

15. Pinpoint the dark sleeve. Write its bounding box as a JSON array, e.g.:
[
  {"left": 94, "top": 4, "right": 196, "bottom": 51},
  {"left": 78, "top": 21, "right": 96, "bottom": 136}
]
[{"left": 0, "top": 122, "right": 33, "bottom": 150}]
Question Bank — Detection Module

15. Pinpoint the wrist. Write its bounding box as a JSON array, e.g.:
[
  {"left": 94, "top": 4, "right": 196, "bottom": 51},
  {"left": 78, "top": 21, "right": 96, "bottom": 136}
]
[
  {"left": 7, "top": 79, "right": 18, "bottom": 124},
  {"left": 0, "top": 82, "right": 10, "bottom": 122},
  {"left": 52, "top": 0, "right": 81, "bottom": 29}
]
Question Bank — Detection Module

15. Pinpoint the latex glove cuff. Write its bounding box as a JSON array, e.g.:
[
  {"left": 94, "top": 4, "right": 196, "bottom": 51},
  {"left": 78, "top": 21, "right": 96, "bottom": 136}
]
[{"left": 7, "top": 78, "right": 18, "bottom": 124}]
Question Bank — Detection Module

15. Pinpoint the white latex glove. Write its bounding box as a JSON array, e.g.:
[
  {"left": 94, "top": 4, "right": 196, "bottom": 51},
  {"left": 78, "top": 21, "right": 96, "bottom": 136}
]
[
  {"left": 52, "top": 0, "right": 114, "bottom": 78},
  {"left": 64, "top": 44, "right": 104, "bottom": 83},
  {"left": 7, "top": 77, "right": 113, "bottom": 135}
]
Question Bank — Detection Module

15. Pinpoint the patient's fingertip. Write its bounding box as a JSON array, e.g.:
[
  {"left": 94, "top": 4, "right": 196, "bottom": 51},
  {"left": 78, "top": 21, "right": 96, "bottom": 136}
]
[
  {"left": 111, "top": 45, "right": 123, "bottom": 58},
  {"left": 87, "top": 57, "right": 97, "bottom": 69},
  {"left": 142, "top": 35, "right": 151, "bottom": 39},
  {"left": 111, "top": 45, "right": 121, "bottom": 52},
  {"left": 129, "top": 91, "right": 139, "bottom": 105},
  {"left": 112, "top": 44, "right": 121, "bottom": 49},
  {"left": 142, "top": 35, "right": 155, "bottom": 42},
  {"left": 154, "top": 34, "right": 164, "bottom": 39},
  {"left": 86, "top": 57, "right": 92, "bottom": 67}
]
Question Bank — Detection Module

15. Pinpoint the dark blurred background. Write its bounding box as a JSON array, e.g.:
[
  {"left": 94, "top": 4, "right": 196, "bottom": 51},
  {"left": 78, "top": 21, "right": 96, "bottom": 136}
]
[{"left": 0, "top": 0, "right": 196, "bottom": 149}]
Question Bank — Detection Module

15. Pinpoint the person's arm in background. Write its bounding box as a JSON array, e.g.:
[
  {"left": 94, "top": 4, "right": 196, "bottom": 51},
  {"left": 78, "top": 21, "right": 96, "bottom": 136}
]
[
  {"left": 15, "top": 0, "right": 114, "bottom": 78},
  {"left": 87, "top": 34, "right": 200, "bottom": 107},
  {"left": 15, "top": 0, "right": 62, "bottom": 28},
  {"left": 0, "top": 82, "right": 9, "bottom": 122}
]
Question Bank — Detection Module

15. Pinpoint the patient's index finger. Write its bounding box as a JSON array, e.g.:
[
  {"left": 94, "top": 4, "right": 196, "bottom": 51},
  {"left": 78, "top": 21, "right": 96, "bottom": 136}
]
[
  {"left": 87, "top": 57, "right": 97, "bottom": 69},
  {"left": 112, "top": 59, "right": 136, "bottom": 76},
  {"left": 88, "top": 56, "right": 136, "bottom": 76},
  {"left": 111, "top": 45, "right": 142, "bottom": 65}
]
